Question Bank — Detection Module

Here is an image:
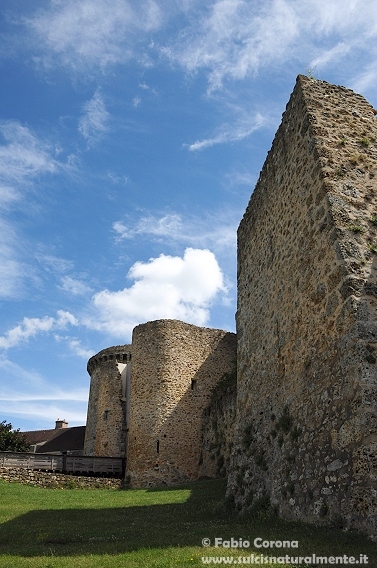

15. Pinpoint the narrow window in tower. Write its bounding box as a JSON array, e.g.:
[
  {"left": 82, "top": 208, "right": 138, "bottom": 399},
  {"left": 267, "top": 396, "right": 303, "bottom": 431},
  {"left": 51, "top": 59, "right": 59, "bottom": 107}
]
[
  {"left": 191, "top": 379, "right": 197, "bottom": 390},
  {"left": 104, "top": 410, "right": 109, "bottom": 420},
  {"left": 156, "top": 440, "right": 160, "bottom": 454}
]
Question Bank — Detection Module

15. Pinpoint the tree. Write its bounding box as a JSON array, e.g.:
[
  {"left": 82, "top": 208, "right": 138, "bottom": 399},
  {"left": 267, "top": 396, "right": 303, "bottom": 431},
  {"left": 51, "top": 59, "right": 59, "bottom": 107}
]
[{"left": 0, "top": 421, "right": 30, "bottom": 452}]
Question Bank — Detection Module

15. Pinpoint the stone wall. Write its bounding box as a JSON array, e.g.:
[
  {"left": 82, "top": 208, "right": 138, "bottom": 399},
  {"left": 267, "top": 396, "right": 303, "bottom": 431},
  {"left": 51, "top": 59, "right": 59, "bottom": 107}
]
[
  {"left": 229, "top": 75, "right": 377, "bottom": 537},
  {"left": 84, "top": 345, "right": 131, "bottom": 457},
  {"left": 0, "top": 468, "right": 123, "bottom": 489},
  {"left": 127, "top": 319, "right": 237, "bottom": 486},
  {"left": 199, "top": 382, "right": 236, "bottom": 479}
]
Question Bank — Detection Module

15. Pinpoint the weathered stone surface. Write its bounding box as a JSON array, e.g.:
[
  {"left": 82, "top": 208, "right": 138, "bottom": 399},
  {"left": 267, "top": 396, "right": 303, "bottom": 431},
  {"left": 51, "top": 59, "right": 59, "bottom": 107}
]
[
  {"left": 199, "top": 383, "right": 236, "bottom": 479},
  {"left": 0, "top": 467, "right": 122, "bottom": 489},
  {"left": 84, "top": 345, "right": 131, "bottom": 457},
  {"left": 127, "top": 320, "right": 236, "bottom": 486},
  {"left": 84, "top": 320, "right": 236, "bottom": 487},
  {"left": 229, "top": 75, "right": 377, "bottom": 538},
  {"left": 82, "top": 75, "right": 377, "bottom": 538}
]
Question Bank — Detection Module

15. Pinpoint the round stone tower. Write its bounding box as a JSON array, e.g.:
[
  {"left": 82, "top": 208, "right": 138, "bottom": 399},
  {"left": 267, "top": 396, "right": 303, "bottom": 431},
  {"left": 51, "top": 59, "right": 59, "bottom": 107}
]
[
  {"left": 84, "top": 344, "right": 131, "bottom": 457},
  {"left": 126, "top": 319, "right": 237, "bottom": 486}
]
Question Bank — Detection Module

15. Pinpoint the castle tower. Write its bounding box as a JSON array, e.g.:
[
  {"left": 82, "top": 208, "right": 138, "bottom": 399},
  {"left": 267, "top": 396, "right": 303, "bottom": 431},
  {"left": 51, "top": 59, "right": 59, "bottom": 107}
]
[
  {"left": 230, "top": 75, "right": 377, "bottom": 536},
  {"left": 84, "top": 345, "right": 131, "bottom": 457},
  {"left": 126, "top": 319, "right": 236, "bottom": 486}
]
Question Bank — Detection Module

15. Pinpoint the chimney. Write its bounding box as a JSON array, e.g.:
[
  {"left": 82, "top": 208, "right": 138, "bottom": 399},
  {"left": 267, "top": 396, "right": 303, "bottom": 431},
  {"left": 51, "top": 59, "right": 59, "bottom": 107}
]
[{"left": 55, "top": 418, "right": 68, "bottom": 429}]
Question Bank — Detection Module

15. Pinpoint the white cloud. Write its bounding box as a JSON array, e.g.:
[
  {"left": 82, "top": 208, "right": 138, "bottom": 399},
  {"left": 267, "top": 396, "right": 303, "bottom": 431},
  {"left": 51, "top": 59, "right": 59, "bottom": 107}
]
[
  {"left": 14, "top": 0, "right": 377, "bottom": 94},
  {"left": 0, "top": 120, "right": 56, "bottom": 182},
  {"left": 162, "top": 0, "right": 299, "bottom": 91},
  {"left": 309, "top": 42, "right": 350, "bottom": 71},
  {"left": 54, "top": 335, "right": 95, "bottom": 359},
  {"left": 0, "top": 258, "right": 24, "bottom": 298},
  {"left": 138, "top": 82, "right": 158, "bottom": 95},
  {"left": 0, "top": 121, "right": 58, "bottom": 298},
  {"left": 162, "top": 0, "right": 377, "bottom": 92},
  {"left": 113, "top": 213, "right": 182, "bottom": 240},
  {"left": 0, "top": 186, "right": 20, "bottom": 208},
  {"left": 224, "top": 169, "right": 256, "bottom": 189},
  {"left": 113, "top": 211, "right": 238, "bottom": 253},
  {"left": 351, "top": 64, "right": 377, "bottom": 94},
  {"left": 87, "top": 248, "right": 226, "bottom": 338},
  {"left": 35, "top": 253, "right": 75, "bottom": 274},
  {"left": 0, "top": 356, "right": 88, "bottom": 426},
  {"left": 301, "top": 0, "right": 377, "bottom": 36},
  {"left": 0, "top": 310, "right": 78, "bottom": 350},
  {"left": 0, "top": 400, "right": 87, "bottom": 427},
  {"left": 0, "top": 218, "right": 26, "bottom": 299},
  {"left": 26, "top": 0, "right": 163, "bottom": 73},
  {"left": 10, "top": 0, "right": 377, "bottom": 98},
  {"left": 57, "top": 311, "right": 78, "bottom": 327},
  {"left": 59, "top": 276, "right": 92, "bottom": 296},
  {"left": 66, "top": 339, "right": 95, "bottom": 359},
  {"left": 185, "top": 112, "right": 266, "bottom": 151},
  {"left": 105, "top": 171, "right": 129, "bottom": 185},
  {"left": 0, "top": 357, "right": 46, "bottom": 389},
  {"left": 79, "top": 90, "right": 110, "bottom": 145}
]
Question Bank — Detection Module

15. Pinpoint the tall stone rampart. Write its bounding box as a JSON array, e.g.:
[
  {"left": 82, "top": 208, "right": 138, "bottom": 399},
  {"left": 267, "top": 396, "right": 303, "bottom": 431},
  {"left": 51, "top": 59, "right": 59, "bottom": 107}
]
[
  {"left": 126, "top": 319, "right": 237, "bottom": 486},
  {"left": 84, "top": 345, "right": 131, "bottom": 457},
  {"left": 199, "top": 382, "right": 236, "bottom": 479},
  {"left": 229, "top": 75, "right": 377, "bottom": 536}
]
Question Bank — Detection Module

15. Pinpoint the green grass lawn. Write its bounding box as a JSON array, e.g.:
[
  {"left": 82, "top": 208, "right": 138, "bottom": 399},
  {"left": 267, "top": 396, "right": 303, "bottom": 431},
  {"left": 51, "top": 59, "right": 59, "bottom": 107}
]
[{"left": 0, "top": 477, "right": 375, "bottom": 567}]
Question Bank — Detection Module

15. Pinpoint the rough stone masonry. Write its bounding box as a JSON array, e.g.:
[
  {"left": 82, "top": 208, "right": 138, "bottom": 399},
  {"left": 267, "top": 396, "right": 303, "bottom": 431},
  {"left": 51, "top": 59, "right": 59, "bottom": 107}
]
[
  {"left": 127, "top": 320, "right": 236, "bottom": 486},
  {"left": 83, "top": 75, "right": 377, "bottom": 538},
  {"left": 84, "top": 319, "right": 237, "bottom": 486},
  {"left": 229, "top": 74, "right": 377, "bottom": 536}
]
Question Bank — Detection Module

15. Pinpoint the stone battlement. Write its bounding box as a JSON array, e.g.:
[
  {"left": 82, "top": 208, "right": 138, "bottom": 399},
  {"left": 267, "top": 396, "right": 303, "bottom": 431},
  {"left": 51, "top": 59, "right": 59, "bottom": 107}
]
[
  {"left": 84, "top": 319, "right": 237, "bottom": 484},
  {"left": 87, "top": 345, "right": 132, "bottom": 375}
]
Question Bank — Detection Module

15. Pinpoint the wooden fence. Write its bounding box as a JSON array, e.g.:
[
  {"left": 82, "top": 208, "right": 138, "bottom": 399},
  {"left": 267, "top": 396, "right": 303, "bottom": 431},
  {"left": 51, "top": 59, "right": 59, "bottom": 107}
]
[{"left": 0, "top": 452, "right": 125, "bottom": 476}]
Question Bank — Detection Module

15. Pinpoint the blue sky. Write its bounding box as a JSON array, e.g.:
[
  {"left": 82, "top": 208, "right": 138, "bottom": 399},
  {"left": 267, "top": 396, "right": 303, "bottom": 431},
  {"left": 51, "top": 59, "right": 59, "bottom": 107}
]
[{"left": 1, "top": 0, "right": 377, "bottom": 432}]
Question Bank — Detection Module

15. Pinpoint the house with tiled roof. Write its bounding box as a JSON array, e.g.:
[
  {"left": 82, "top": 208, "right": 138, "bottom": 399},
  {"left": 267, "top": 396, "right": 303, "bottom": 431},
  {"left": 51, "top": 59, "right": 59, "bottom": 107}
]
[{"left": 23, "top": 419, "right": 85, "bottom": 455}]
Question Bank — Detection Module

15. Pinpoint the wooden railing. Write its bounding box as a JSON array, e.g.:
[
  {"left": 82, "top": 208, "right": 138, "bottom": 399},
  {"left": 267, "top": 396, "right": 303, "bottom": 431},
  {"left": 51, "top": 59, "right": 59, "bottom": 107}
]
[{"left": 0, "top": 452, "right": 125, "bottom": 476}]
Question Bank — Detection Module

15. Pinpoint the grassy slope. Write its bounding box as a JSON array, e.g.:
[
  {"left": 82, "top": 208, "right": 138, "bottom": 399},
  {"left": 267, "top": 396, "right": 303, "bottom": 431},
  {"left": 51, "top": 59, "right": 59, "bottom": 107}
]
[{"left": 0, "top": 478, "right": 375, "bottom": 567}]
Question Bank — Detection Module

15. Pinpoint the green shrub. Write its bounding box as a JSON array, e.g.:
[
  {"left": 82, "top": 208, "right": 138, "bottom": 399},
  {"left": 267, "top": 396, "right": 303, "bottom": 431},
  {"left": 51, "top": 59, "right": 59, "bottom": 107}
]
[
  {"left": 358, "top": 137, "right": 370, "bottom": 147},
  {"left": 348, "top": 223, "right": 365, "bottom": 233}
]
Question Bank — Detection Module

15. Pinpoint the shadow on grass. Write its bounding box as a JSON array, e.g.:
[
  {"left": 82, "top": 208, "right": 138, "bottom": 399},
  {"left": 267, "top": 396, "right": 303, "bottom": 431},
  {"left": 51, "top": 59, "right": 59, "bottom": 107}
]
[
  {"left": 0, "top": 478, "right": 375, "bottom": 562},
  {"left": 0, "top": 479, "right": 229, "bottom": 557}
]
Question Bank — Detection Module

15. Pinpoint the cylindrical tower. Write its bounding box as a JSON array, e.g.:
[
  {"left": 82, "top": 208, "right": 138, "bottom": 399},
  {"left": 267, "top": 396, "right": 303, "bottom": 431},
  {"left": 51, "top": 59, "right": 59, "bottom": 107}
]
[
  {"left": 84, "top": 344, "right": 131, "bottom": 457},
  {"left": 127, "top": 319, "right": 237, "bottom": 486}
]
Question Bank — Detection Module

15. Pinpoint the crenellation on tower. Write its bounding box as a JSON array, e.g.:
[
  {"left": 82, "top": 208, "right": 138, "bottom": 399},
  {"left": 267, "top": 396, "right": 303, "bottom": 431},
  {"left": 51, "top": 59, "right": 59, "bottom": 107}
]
[
  {"left": 84, "top": 344, "right": 132, "bottom": 457},
  {"left": 84, "top": 320, "right": 237, "bottom": 485},
  {"left": 87, "top": 345, "right": 132, "bottom": 375}
]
